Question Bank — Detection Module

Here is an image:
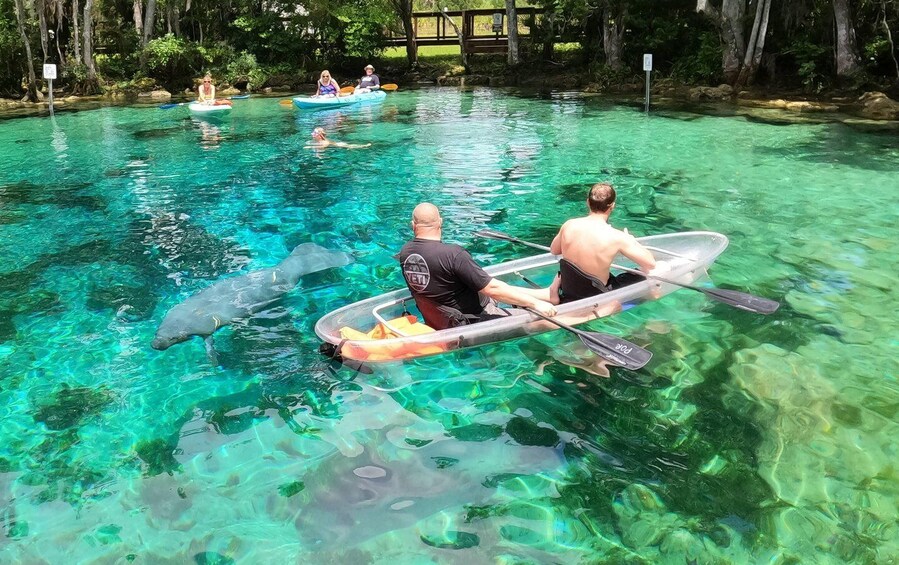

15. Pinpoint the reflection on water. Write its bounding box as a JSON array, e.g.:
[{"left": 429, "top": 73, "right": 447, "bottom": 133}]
[{"left": 0, "top": 89, "right": 896, "bottom": 562}]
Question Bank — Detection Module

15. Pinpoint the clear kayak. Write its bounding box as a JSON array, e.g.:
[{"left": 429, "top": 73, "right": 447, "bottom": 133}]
[
  {"left": 292, "top": 90, "right": 387, "bottom": 109},
  {"left": 188, "top": 102, "right": 232, "bottom": 114},
  {"left": 315, "top": 231, "right": 729, "bottom": 363}
]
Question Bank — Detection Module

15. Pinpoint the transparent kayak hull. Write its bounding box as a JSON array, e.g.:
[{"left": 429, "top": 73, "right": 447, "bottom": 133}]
[
  {"left": 314, "top": 231, "right": 729, "bottom": 363},
  {"left": 292, "top": 90, "right": 387, "bottom": 109},
  {"left": 188, "top": 103, "right": 231, "bottom": 114}
]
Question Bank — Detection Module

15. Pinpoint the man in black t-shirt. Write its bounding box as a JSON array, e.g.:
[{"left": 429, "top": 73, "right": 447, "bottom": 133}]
[
  {"left": 355, "top": 64, "right": 381, "bottom": 93},
  {"left": 397, "top": 203, "right": 557, "bottom": 330}
]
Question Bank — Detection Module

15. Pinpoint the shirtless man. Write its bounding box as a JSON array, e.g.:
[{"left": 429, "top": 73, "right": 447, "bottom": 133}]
[
  {"left": 307, "top": 127, "right": 371, "bottom": 149},
  {"left": 398, "top": 203, "right": 557, "bottom": 330},
  {"left": 549, "top": 183, "right": 660, "bottom": 304}
]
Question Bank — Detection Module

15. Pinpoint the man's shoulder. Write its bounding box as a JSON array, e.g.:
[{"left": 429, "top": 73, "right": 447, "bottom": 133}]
[{"left": 401, "top": 239, "right": 464, "bottom": 255}]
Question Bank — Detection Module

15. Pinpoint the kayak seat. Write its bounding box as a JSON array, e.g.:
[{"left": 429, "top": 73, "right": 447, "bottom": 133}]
[
  {"left": 558, "top": 259, "right": 646, "bottom": 304},
  {"left": 338, "top": 315, "right": 446, "bottom": 361},
  {"left": 558, "top": 259, "right": 610, "bottom": 304}
]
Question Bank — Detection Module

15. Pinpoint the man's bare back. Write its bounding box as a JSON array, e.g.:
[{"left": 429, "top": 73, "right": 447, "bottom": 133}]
[{"left": 550, "top": 216, "right": 655, "bottom": 284}]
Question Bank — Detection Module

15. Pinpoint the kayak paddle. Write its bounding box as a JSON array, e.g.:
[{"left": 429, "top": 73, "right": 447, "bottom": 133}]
[
  {"left": 474, "top": 229, "right": 780, "bottom": 315},
  {"left": 339, "top": 85, "right": 356, "bottom": 94},
  {"left": 524, "top": 308, "right": 652, "bottom": 370},
  {"left": 381, "top": 84, "right": 398, "bottom": 91}
]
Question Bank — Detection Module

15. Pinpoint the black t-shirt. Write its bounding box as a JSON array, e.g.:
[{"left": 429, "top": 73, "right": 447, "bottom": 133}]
[
  {"left": 359, "top": 74, "right": 380, "bottom": 89},
  {"left": 398, "top": 238, "right": 493, "bottom": 329}
]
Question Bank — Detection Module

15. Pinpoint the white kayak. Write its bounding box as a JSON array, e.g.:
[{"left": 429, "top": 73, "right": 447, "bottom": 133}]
[
  {"left": 188, "top": 102, "right": 232, "bottom": 115},
  {"left": 292, "top": 90, "right": 387, "bottom": 110},
  {"left": 315, "top": 231, "right": 730, "bottom": 363}
]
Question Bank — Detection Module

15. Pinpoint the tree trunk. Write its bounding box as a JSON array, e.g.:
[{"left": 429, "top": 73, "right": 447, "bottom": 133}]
[
  {"left": 81, "top": 0, "right": 101, "bottom": 93},
  {"left": 506, "top": 0, "right": 519, "bottom": 66},
  {"left": 35, "top": 0, "right": 49, "bottom": 64},
  {"left": 440, "top": 11, "right": 469, "bottom": 72},
  {"left": 735, "top": 0, "right": 771, "bottom": 87},
  {"left": 72, "top": 0, "right": 81, "bottom": 63},
  {"left": 542, "top": 12, "right": 554, "bottom": 60},
  {"left": 55, "top": 0, "right": 65, "bottom": 68},
  {"left": 398, "top": 0, "right": 417, "bottom": 68},
  {"left": 602, "top": 2, "right": 625, "bottom": 70},
  {"left": 142, "top": 0, "right": 156, "bottom": 47},
  {"left": 13, "top": 0, "right": 39, "bottom": 102},
  {"left": 172, "top": 3, "right": 180, "bottom": 36},
  {"left": 697, "top": 0, "right": 746, "bottom": 83},
  {"left": 133, "top": 0, "right": 142, "bottom": 34},
  {"left": 832, "top": 0, "right": 861, "bottom": 77},
  {"left": 882, "top": 1, "right": 899, "bottom": 79}
]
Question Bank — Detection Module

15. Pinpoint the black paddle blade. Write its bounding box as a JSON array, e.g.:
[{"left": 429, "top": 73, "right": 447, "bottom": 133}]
[
  {"left": 319, "top": 342, "right": 373, "bottom": 374},
  {"left": 579, "top": 332, "right": 653, "bottom": 370},
  {"left": 702, "top": 288, "right": 780, "bottom": 314}
]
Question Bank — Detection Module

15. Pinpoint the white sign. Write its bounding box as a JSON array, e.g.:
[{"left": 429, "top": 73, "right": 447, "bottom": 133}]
[
  {"left": 642, "top": 54, "right": 653, "bottom": 72},
  {"left": 43, "top": 64, "right": 57, "bottom": 80}
]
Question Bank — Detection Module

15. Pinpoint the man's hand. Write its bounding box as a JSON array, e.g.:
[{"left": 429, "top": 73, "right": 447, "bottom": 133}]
[{"left": 531, "top": 300, "right": 557, "bottom": 318}]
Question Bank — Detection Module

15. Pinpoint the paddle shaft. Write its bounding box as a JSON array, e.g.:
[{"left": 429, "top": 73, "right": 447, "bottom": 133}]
[
  {"left": 475, "top": 229, "right": 779, "bottom": 314},
  {"left": 524, "top": 308, "right": 649, "bottom": 369}
]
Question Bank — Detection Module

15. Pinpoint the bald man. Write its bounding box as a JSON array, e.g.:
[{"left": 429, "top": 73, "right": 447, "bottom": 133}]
[{"left": 397, "top": 203, "right": 557, "bottom": 330}]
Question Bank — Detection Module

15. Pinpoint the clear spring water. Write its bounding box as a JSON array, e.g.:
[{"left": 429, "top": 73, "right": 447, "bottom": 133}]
[{"left": 0, "top": 89, "right": 896, "bottom": 563}]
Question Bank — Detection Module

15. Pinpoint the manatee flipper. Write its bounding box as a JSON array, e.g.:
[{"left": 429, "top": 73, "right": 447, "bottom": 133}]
[{"left": 204, "top": 335, "right": 220, "bottom": 366}]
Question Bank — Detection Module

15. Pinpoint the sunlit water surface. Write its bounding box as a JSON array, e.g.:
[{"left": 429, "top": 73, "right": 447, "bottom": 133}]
[{"left": 0, "top": 89, "right": 897, "bottom": 563}]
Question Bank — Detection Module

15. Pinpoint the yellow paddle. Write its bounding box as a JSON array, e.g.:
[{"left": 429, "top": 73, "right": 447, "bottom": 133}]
[
  {"left": 339, "top": 85, "right": 355, "bottom": 94},
  {"left": 279, "top": 99, "right": 292, "bottom": 105},
  {"left": 381, "top": 84, "right": 398, "bottom": 91}
]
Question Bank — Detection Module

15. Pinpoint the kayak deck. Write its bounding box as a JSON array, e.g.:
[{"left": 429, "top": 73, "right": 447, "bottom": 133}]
[
  {"left": 292, "top": 90, "right": 387, "bottom": 109},
  {"left": 315, "top": 231, "right": 729, "bottom": 363}
]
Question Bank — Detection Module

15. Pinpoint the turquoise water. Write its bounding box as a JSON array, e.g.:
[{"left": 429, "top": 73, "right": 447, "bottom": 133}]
[{"left": 0, "top": 89, "right": 897, "bottom": 563}]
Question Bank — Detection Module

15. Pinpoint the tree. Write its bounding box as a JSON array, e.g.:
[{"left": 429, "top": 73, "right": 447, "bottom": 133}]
[
  {"left": 833, "top": 0, "right": 862, "bottom": 76},
  {"left": 696, "top": 0, "right": 746, "bottom": 82},
  {"left": 506, "top": 0, "right": 520, "bottom": 65},
  {"left": 735, "top": 0, "right": 771, "bottom": 87},
  {"left": 13, "top": 0, "right": 39, "bottom": 101},
  {"left": 388, "top": 0, "right": 417, "bottom": 67},
  {"left": 440, "top": 8, "right": 470, "bottom": 71},
  {"left": 79, "top": 0, "right": 101, "bottom": 93},
  {"left": 602, "top": 0, "right": 626, "bottom": 70}
]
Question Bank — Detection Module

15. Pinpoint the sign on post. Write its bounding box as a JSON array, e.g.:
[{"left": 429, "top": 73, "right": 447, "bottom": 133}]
[
  {"left": 43, "top": 64, "right": 57, "bottom": 115},
  {"left": 642, "top": 54, "right": 652, "bottom": 113},
  {"left": 492, "top": 12, "right": 503, "bottom": 33}
]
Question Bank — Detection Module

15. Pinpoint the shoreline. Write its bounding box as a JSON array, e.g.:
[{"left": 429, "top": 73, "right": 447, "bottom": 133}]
[{"left": 1, "top": 84, "right": 897, "bottom": 131}]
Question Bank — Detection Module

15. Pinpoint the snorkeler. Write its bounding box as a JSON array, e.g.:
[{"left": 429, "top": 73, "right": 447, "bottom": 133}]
[{"left": 307, "top": 127, "right": 371, "bottom": 149}]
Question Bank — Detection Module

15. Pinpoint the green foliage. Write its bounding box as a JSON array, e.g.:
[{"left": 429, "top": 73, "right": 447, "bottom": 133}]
[
  {"left": 670, "top": 31, "right": 723, "bottom": 84},
  {"left": 225, "top": 51, "right": 263, "bottom": 88},
  {"left": 784, "top": 39, "right": 830, "bottom": 92},
  {"left": 341, "top": 18, "right": 387, "bottom": 59},
  {"left": 143, "top": 34, "right": 205, "bottom": 89},
  {"left": 0, "top": 0, "right": 24, "bottom": 96}
]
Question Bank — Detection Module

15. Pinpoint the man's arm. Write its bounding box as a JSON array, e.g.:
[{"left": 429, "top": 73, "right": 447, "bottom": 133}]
[
  {"left": 618, "top": 231, "right": 656, "bottom": 272},
  {"left": 480, "top": 279, "right": 556, "bottom": 317},
  {"left": 549, "top": 222, "right": 567, "bottom": 255}
]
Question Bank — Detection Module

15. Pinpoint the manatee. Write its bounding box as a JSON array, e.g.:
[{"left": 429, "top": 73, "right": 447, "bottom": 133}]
[{"left": 151, "top": 243, "right": 353, "bottom": 362}]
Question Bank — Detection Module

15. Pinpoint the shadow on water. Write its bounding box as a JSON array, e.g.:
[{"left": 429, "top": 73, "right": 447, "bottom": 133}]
[{"left": 0, "top": 180, "right": 105, "bottom": 212}]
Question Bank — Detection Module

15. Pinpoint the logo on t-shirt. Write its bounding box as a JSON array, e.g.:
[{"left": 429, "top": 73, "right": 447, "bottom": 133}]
[{"left": 403, "top": 253, "right": 430, "bottom": 291}]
